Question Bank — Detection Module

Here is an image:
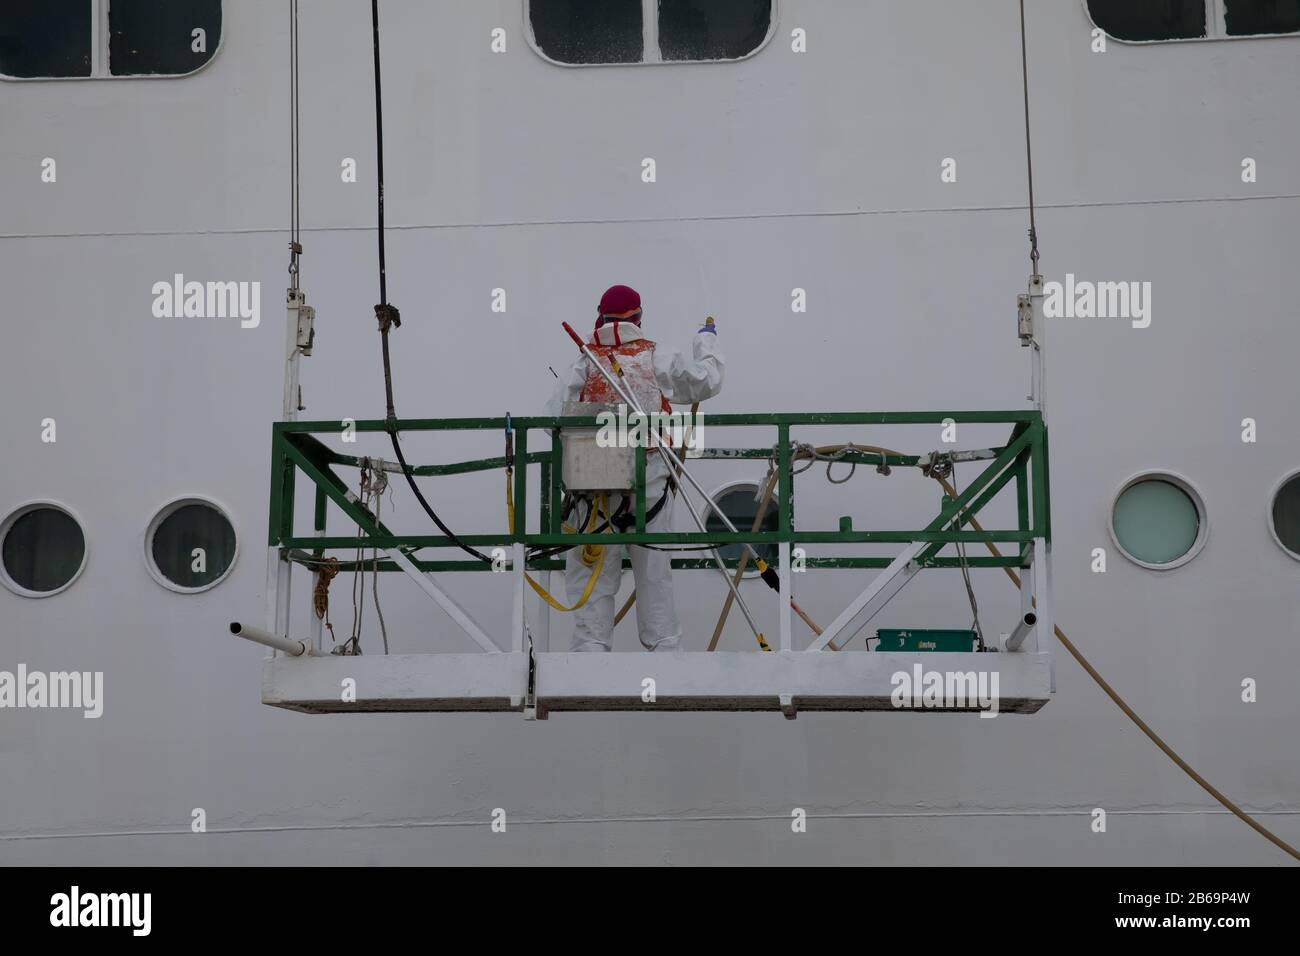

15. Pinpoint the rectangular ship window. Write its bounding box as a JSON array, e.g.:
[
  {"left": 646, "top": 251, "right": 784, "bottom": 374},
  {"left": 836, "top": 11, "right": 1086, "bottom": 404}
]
[
  {"left": 1224, "top": 0, "right": 1300, "bottom": 35},
  {"left": 529, "top": 0, "right": 643, "bottom": 65},
  {"left": 0, "top": 0, "right": 92, "bottom": 78},
  {"left": 1087, "top": 0, "right": 1208, "bottom": 41}
]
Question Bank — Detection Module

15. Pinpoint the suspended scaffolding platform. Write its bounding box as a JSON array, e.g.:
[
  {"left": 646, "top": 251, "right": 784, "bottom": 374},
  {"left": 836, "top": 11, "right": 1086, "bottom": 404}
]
[
  {"left": 263, "top": 650, "right": 1051, "bottom": 716},
  {"left": 243, "top": 411, "right": 1055, "bottom": 718}
]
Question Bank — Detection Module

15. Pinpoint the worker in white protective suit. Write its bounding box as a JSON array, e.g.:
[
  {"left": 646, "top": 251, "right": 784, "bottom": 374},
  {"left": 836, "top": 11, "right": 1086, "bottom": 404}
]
[{"left": 546, "top": 284, "right": 724, "bottom": 652}]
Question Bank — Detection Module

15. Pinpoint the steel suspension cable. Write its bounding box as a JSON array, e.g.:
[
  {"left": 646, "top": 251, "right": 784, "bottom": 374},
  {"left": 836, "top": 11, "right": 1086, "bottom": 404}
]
[
  {"left": 288, "top": 0, "right": 301, "bottom": 290},
  {"left": 1019, "top": 0, "right": 1040, "bottom": 271}
]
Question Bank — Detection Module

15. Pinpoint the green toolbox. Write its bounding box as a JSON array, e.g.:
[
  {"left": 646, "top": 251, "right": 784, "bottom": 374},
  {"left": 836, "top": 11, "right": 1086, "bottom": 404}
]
[{"left": 874, "top": 629, "right": 977, "bottom": 652}]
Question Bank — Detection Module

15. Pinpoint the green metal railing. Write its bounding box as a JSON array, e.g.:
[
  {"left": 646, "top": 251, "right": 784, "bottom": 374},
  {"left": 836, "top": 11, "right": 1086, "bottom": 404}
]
[{"left": 268, "top": 411, "right": 1049, "bottom": 574}]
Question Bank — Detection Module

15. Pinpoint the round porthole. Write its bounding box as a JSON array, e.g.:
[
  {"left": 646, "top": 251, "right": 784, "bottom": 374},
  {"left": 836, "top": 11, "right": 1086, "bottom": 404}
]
[
  {"left": 1268, "top": 470, "right": 1300, "bottom": 561},
  {"left": 0, "top": 501, "right": 88, "bottom": 598},
  {"left": 144, "top": 497, "right": 238, "bottom": 593},
  {"left": 707, "top": 480, "right": 779, "bottom": 575},
  {"left": 1108, "top": 473, "right": 1208, "bottom": 570}
]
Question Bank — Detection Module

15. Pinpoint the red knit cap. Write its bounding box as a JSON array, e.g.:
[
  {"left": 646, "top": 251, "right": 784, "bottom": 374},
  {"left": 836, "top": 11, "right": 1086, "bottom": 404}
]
[{"left": 597, "top": 285, "right": 642, "bottom": 327}]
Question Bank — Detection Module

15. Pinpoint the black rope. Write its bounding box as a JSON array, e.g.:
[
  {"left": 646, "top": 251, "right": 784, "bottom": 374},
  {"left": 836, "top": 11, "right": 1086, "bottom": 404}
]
[
  {"left": 368, "top": 0, "right": 492, "bottom": 565},
  {"left": 371, "top": 0, "right": 387, "bottom": 310}
]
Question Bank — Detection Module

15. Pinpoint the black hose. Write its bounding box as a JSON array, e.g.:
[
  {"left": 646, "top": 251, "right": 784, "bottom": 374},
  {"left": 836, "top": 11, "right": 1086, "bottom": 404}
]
[
  {"left": 369, "top": 0, "right": 491, "bottom": 566},
  {"left": 371, "top": 0, "right": 387, "bottom": 310}
]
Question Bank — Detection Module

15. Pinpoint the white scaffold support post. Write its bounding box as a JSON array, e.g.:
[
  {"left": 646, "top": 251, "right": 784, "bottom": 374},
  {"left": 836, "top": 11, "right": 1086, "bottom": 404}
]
[
  {"left": 512, "top": 542, "right": 527, "bottom": 655},
  {"left": 535, "top": 570, "right": 552, "bottom": 652},
  {"left": 309, "top": 525, "right": 324, "bottom": 653},
  {"left": 284, "top": 289, "right": 307, "bottom": 421},
  {"left": 511, "top": 542, "right": 527, "bottom": 709},
  {"left": 1035, "top": 538, "right": 1054, "bottom": 657},
  {"left": 264, "top": 545, "right": 291, "bottom": 656},
  {"left": 1007, "top": 557, "right": 1035, "bottom": 652},
  {"left": 778, "top": 541, "right": 793, "bottom": 652},
  {"left": 1025, "top": 270, "right": 1055, "bottom": 679},
  {"left": 1026, "top": 273, "right": 1047, "bottom": 415},
  {"left": 273, "top": 287, "right": 313, "bottom": 653}
]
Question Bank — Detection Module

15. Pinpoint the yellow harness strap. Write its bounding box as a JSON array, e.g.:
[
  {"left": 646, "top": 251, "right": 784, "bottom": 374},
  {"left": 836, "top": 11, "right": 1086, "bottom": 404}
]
[{"left": 507, "top": 474, "right": 604, "bottom": 612}]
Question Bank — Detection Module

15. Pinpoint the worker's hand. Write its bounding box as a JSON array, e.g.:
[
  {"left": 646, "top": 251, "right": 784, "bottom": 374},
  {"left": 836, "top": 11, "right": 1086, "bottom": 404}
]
[{"left": 699, "top": 315, "right": 717, "bottom": 335}]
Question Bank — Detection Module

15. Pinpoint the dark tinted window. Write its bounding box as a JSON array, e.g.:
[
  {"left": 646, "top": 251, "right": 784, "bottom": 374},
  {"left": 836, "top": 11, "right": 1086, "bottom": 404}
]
[
  {"left": 1272, "top": 474, "right": 1300, "bottom": 557},
  {"left": 707, "top": 484, "right": 777, "bottom": 568},
  {"left": 109, "top": 0, "right": 221, "bottom": 76},
  {"left": 150, "top": 502, "right": 236, "bottom": 589},
  {"left": 1225, "top": 0, "right": 1300, "bottom": 34},
  {"left": 2, "top": 507, "right": 86, "bottom": 593},
  {"left": 530, "top": 0, "right": 643, "bottom": 64},
  {"left": 659, "top": 0, "right": 771, "bottom": 61},
  {"left": 1088, "top": 0, "right": 1207, "bottom": 40},
  {"left": 0, "top": 0, "right": 92, "bottom": 78}
]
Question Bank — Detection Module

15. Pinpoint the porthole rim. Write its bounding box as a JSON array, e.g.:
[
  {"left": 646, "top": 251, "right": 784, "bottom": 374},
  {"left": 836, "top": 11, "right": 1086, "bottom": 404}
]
[
  {"left": 1266, "top": 468, "right": 1300, "bottom": 563},
  {"left": 0, "top": 499, "right": 90, "bottom": 599},
  {"left": 708, "top": 478, "right": 781, "bottom": 579},
  {"left": 142, "top": 494, "right": 240, "bottom": 594},
  {"left": 1106, "top": 470, "right": 1209, "bottom": 571}
]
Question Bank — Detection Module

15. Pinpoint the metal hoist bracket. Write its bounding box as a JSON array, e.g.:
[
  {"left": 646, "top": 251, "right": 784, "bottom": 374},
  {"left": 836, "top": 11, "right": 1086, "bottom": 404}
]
[
  {"left": 284, "top": 288, "right": 315, "bottom": 417},
  {"left": 295, "top": 300, "right": 316, "bottom": 355},
  {"left": 1017, "top": 292, "right": 1034, "bottom": 345},
  {"left": 1017, "top": 273, "right": 1045, "bottom": 347}
]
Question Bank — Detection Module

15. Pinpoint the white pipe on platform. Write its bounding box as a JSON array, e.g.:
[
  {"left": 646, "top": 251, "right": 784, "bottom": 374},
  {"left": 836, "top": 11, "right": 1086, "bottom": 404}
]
[
  {"left": 230, "top": 621, "right": 311, "bottom": 657},
  {"left": 1005, "top": 611, "right": 1038, "bottom": 652}
]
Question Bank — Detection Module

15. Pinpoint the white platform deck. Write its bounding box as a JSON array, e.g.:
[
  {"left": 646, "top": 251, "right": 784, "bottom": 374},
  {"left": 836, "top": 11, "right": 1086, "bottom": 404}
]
[{"left": 262, "top": 650, "right": 1053, "bottom": 717}]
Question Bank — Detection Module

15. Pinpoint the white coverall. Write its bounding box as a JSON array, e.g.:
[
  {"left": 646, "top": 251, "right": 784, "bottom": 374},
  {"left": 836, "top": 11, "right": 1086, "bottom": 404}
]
[{"left": 547, "top": 321, "right": 725, "bottom": 651}]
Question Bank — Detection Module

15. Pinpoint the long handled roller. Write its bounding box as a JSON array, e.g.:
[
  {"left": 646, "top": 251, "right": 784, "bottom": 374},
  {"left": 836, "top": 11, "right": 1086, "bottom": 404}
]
[{"left": 562, "top": 321, "right": 780, "bottom": 648}]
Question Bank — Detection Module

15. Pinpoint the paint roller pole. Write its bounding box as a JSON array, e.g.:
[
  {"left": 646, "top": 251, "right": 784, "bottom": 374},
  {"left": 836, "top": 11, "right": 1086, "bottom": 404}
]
[{"left": 562, "top": 322, "right": 770, "bottom": 648}]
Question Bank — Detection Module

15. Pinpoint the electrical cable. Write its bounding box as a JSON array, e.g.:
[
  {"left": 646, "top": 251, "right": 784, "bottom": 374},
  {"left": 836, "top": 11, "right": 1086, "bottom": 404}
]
[{"left": 367, "top": 0, "right": 492, "bottom": 567}]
